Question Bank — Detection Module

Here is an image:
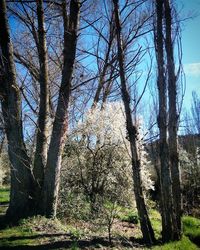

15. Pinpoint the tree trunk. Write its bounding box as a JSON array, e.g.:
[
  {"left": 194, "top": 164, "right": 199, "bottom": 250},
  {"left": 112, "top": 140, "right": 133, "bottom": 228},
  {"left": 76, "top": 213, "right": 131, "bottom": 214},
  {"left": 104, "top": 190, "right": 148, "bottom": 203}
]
[
  {"left": 164, "top": 0, "right": 182, "bottom": 240},
  {"left": 42, "top": 0, "right": 80, "bottom": 218},
  {"left": 155, "top": 0, "right": 174, "bottom": 242},
  {"left": 0, "top": 134, "right": 5, "bottom": 157},
  {"left": 0, "top": 0, "right": 33, "bottom": 221},
  {"left": 113, "top": 0, "right": 155, "bottom": 244},
  {"left": 92, "top": 20, "right": 114, "bottom": 108},
  {"left": 33, "top": 0, "right": 50, "bottom": 212}
]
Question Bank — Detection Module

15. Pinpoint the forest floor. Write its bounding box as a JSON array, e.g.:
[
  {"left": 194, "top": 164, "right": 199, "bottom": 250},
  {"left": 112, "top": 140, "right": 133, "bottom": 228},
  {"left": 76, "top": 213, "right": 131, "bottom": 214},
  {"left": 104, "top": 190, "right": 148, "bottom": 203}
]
[{"left": 0, "top": 187, "right": 200, "bottom": 250}]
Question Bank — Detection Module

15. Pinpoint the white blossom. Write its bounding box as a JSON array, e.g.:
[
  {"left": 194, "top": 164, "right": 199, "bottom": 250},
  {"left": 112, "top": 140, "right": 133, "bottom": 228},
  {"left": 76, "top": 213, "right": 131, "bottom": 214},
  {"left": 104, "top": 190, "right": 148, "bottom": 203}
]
[{"left": 68, "top": 101, "right": 154, "bottom": 192}]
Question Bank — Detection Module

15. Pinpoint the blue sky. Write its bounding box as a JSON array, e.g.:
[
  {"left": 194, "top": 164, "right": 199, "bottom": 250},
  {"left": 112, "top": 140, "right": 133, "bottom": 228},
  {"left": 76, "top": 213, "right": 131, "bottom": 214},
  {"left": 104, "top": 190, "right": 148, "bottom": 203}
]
[
  {"left": 180, "top": 0, "right": 200, "bottom": 108},
  {"left": 8, "top": 0, "right": 199, "bottom": 112}
]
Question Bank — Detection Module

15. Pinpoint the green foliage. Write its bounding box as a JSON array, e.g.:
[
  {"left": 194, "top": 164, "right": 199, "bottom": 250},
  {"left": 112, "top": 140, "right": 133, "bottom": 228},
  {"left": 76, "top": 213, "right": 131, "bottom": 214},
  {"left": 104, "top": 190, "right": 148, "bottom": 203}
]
[
  {"left": 59, "top": 102, "right": 154, "bottom": 220},
  {"left": 0, "top": 186, "right": 10, "bottom": 203},
  {"left": 58, "top": 192, "right": 91, "bottom": 220},
  {"left": 152, "top": 236, "right": 198, "bottom": 250}
]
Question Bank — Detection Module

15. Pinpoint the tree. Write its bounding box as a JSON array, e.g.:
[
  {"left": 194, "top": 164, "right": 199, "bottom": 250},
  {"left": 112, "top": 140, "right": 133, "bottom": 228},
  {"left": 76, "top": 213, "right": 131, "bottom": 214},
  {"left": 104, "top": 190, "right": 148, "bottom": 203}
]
[
  {"left": 164, "top": 0, "right": 182, "bottom": 240},
  {"left": 61, "top": 102, "right": 134, "bottom": 215},
  {"left": 154, "top": 0, "right": 174, "bottom": 242},
  {"left": 0, "top": 0, "right": 81, "bottom": 220},
  {"left": 0, "top": 0, "right": 33, "bottom": 221},
  {"left": 42, "top": 0, "right": 81, "bottom": 218},
  {"left": 154, "top": 0, "right": 182, "bottom": 241},
  {"left": 112, "top": 0, "right": 155, "bottom": 244},
  {"left": 60, "top": 102, "right": 154, "bottom": 216},
  {"left": 179, "top": 146, "right": 200, "bottom": 214},
  {"left": 33, "top": 0, "right": 50, "bottom": 213},
  {"left": 191, "top": 91, "right": 200, "bottom": 134}
]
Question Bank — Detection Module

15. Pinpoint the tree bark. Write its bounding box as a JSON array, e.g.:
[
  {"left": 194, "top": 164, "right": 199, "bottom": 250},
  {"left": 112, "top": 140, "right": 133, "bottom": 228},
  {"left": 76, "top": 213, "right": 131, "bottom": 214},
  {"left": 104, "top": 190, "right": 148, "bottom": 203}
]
[
  {"left": 155, "top": 0, "right": 174, "bottom": 242},
  {"left": 42, "top": 0, "right": 80, "bottom": 218},
  {"left": 113, "top": 0, "right": 155, "bottom": 244},
  {"left": 0, "top": 0, "right": 33, "bottom": 221},
  {"left": 92, "top": 20, "right": 114, "bottom": 108},
  {"left": 164, "top": 0, "right": 182, "bottom": 240},
  {"left": 33, "top": 0, "right": 50, "bottom": 212}
]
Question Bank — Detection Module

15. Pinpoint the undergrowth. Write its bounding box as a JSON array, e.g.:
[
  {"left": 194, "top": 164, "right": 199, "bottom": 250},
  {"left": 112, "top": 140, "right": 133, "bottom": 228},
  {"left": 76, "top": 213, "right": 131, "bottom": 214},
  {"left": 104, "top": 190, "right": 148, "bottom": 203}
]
[{"left": 0, "top": 193, "right": 199, "bottom": 250}]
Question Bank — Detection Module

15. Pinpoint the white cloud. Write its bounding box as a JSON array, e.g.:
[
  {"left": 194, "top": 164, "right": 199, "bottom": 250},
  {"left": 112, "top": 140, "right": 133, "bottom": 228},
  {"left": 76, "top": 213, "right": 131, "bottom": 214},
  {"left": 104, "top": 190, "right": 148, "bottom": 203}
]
[{"left": 184, "top": 63, "right": 200, "bottom": 77}]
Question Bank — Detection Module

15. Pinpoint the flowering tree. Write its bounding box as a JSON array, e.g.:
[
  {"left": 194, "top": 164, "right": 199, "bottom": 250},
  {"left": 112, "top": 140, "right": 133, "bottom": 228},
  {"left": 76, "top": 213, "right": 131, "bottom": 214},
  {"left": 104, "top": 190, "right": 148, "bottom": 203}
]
[{"left": 59, "top": 102, "right": 154, "bottom": 217}]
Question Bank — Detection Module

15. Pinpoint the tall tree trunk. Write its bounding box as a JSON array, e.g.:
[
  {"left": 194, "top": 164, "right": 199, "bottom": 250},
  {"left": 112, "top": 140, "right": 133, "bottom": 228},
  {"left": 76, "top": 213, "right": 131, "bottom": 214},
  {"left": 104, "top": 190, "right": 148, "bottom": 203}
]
[
  {"left": 154, "top": 0, "right": 174, "bottom": 242},
  {"left": 102, "top": 67, "right": 115, "bottom": 105},
  {"left": 42, "top": 0, "right": 80, "bottom": 218},
  {"left": 0, "top": 134, "right": 5, "bottom": 157},
  {"left": 0, "top": 0, "right": 33, "bottom": 221},
  {"left": 33, "top": 0, "right": 50, "bottom": 212},
  {"left": 164, "top": 0, "right": 182, "bottom": 240},
  {"left": 113, "top": 0, "right": 155, "bottom": 244},
  {"left": 92, "top": 19, "right": 114, "bottom": 108}
]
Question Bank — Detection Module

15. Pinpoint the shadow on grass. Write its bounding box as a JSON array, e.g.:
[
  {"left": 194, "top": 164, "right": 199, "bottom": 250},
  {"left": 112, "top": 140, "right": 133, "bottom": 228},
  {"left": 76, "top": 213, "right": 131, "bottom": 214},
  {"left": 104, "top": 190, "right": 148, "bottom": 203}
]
[
  {"left": 0, "top": 236, "right": 141, "bottom": 249},
  {"left": 0, "top": 215, "right": 7, "bottom": 228},
  {"left": 187, "top": 235, "right": 200, "bottom": 247},
  {"left": 0, "top": 233, "right": 71, "bottom": 241}
]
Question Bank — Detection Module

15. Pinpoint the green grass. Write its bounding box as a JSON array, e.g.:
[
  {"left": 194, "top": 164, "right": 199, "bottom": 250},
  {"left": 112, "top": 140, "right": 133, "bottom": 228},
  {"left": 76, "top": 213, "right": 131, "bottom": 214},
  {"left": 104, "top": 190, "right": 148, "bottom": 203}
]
[
  {"left": 0, "top": 225, "right": 39, "bottom": 247},
  {"left": 0, "top": 216, "right": 68, "bottom": 248},
  {"left": 0, "top": 207, "right": 199, "bottom": 249},
  {"left": 152, "top": 235, "right": 199, "bottom": 250},
  {"left": 0, "top": 205, "right": 7, "bottom": 216},
  {"left": 150, "top": 214, "right": 200, "bottom": 249},
  {"left": 116, "top": 205, "right": 138, "bottom": 223},
  {"left": 116, "top": 206, "right": 162, "bottom": 237},
  {"left": 149, "top": 209, "right": 162, "bottom": 239},
  {"left": 149, "top": 210, "right": 200, "bottom": 245},
  {"left": 19, "top": 215, "right": 68, "bottom": 234},
  {"left": 182, "top": 216, "right": 200, "bottom": 246},
  {"left": 0, "top": 187, "right": 10, "bottom": 203}
]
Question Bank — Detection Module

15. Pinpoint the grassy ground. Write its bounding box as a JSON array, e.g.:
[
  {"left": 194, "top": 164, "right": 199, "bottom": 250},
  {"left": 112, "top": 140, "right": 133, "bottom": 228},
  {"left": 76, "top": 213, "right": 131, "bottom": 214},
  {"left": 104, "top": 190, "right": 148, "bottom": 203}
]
[
  {"left": 0, "top": 186, "right": 9, "bottom": 216},
  {"left": 151, "top": 236, "right": 199, "bottom": 250},
  {"left": 0, "top": 186, "right": 9, "bottom": 204},
  {"left": 182, "top": 216, "right": 200, "bottom": 247},
  {"left": 0, "top": 188, "right": 199, "bottom": 249},
  {"left": 149, "top": 211, "right": 200, "bottom": 250},
  {"left": 0, "top": 213, "right": 199, "bottom": 249}
]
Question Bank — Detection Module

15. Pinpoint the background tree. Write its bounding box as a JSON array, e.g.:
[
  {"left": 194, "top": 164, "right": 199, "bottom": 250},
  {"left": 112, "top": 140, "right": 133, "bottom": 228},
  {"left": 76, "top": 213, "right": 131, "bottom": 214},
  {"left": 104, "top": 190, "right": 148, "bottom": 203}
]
[
  {"left": 179, "top": 146, "right": 200, "bottom": 216},
  {"left": 191, "top": 91, "right": 200, "bottom": 135}
]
